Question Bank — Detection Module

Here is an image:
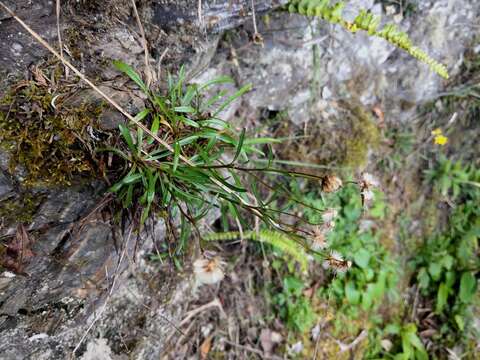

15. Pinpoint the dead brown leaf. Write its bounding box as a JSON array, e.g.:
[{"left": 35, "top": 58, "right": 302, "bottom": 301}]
[
  {"left": 200, "top": 335, "right": 213, "bottom": 359},
  {"left": 0, "top": 224, "right": 35, "bottom": 274}
]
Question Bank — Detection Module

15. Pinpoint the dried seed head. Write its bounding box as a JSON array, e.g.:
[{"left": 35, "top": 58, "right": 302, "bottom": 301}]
[
  {"left": 359, "top": 173, "right": 379, "bottom": 207},
  {"left": 322, "top": 175, "right": 343, "bottom": 193},
  {"left": 193, "top": 257, "right": 225, "bottom": 285},
  {"left": 311, "top": 226, "right": 327, "bottom": 250},
  {"left": 360, "top": 172, "right": 379, "bottom": 189},
  {"left": 323, "top": 251, "right": 352, "bottom": 273},
  {"left": 322, "top": 208, "right": 338, "bottom": 223}
]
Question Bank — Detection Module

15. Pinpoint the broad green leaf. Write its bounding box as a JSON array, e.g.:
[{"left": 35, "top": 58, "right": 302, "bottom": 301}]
[
  {"left": 436, "top": 282, "right": 449, "bottom": 313},
  {"left": 361, "top": 284, "right": 374, "bottom": 310},
  {"left": 454, "top": 314, "right": 465, "bottom": 331},
  {"left": 345, "top": 281, "right": 361, "bottom": 304},
  {"left": 384, "top": 323, "right": 400, "bottom": 335},
  {"left": 459, "top": 272, "right": 477, "bottom": 303},
  {"left": 428, "top": 262, "right": 442, "bottom": 281},
  {"left": 417, "top": 267, "right": 430, "bottom": 290},
  {"left": 354, "top": 248, "right": 371, "bottom": 269}
]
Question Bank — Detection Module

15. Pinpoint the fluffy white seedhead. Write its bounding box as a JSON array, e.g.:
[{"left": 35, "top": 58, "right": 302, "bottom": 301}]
[
  {"left": 322, "top": 208, "right": 338, "bottom": 223},
  {"left": 361, "top": 172, "right": 380, "bottom": 189},
  {"left": 193, "top": 257, "right": 225, "bottom": 285},
  {"left": 311, "top": 227, "right": 327, "bottom": 250}
]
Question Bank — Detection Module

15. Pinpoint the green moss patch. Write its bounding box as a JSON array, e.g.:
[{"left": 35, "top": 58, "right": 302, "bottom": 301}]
[{"left": 0, "top": 64, "right": 104, "bottom": 186}]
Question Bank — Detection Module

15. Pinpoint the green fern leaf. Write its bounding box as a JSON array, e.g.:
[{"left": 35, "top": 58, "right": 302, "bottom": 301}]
[
  {"left": 204, "top": 230, "right": 310, "bottom": 271},
  {"left": 285, "top": 0, "right": 449, "bottom": 79}
]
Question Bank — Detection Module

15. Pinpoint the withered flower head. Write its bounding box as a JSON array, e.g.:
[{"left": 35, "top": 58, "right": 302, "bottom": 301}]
[
  {"left": 322, "top": 208, "right": 338, "bottom": 224},
  {"left": 311, "top": 226, "right": 327, "bottom": 250},
  {"left": 360, "top": 172, "right": 379, "bottom": 189},
  {"left": 193, "top": 257, "right": 225, "bottom": 285},
  {"left": 322, "top": 175, "right": 343, "bottom": 193},
  {"left": 359, "top": 172, "right": 380, "bottom": 207},
  {"left": 322, "top": 251, "right": 352, "bottom": 273}
]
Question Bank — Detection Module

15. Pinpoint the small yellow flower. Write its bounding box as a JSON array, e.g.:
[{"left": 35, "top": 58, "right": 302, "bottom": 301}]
[
  {"left": 434, "top": 134, "right": 448, "bottom": 145},
  {"left": 431, "top": 128, "right": 448, "bottom": 146}
]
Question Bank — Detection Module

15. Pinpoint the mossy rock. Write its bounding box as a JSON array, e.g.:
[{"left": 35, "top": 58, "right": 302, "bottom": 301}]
[{"left": 0, "top": 63, "right": 105, "bottom": 186}]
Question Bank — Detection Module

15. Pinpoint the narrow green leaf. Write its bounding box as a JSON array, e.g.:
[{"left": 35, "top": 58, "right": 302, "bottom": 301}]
[
  {"left": 124, "top": 184, "right": 134, "bottom": 208},
  {"left": 198, "top": 75, "right": 234, "bottom": 91},
  {"left": 173, "top": 142, "right": 181, "bottom": 173},
  {"left": 181, "top": 85, "right": 197, "bottom": 106},
  {"left": 122, "top": 172, "right": 143, "bottom": 184},
  {"left": 113, "top": 60, "right": 149, "bottom": 94},
  {"left": 231, "top": 128, "right": 245, "bottom": 164},
  {"left": 178, "top": 116, "right": 200, "bottom": 128},
  {"left": 119, "top": 124, "right": 135, "bottom": 152},
  {"left": 213, "top": 83, "right": 252, "bottom": 117},
  {"left": 147, "top": 114, "right": 160, "bottom": 144},
  {"left": 174, "top": 106, "right": 196, "bottom": 113},
  {"left": 134, "top": 109, "right": 150, "bottom": 122},
  {"left": 140, "top": 204, "right": 151, "bottom": 225},
  {"left": 109, "top": 181, "right": 124, "bottom": 193}
]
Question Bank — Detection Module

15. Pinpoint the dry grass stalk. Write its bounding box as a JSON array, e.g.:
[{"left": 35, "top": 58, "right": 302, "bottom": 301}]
[
  {"left": 56, "top": 0, "right": 69, "bottom": 78},
  {"left": 130, "top": 0, "right": 155, "bottom": 86}
]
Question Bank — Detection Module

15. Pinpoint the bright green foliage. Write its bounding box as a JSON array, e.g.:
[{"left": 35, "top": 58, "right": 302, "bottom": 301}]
[
  {"left": 299, "top": 183, "right": 398, "bottom": 313},
  {"left": 273, "top": 276, "right": 316, "bottom": 332},
  {"left": 285, "top": 0, "right": 449, "bottom": 79},
  {"left": 107, "top": 62, "right": 261, "bottom": 228},
  {"left": 424, "top": 154, "right": 480, "bottom": 199},
  {"left": 380, "top": 323, "right": 429, "bottom": 360},
  {"left": 107, "top": 61, "right": 331, "bottom": 251},
  {"left": 204, "top": 229, "right": 310, "bottom": 272},
  {"left": 408, "top": 158, "right": 480, "bottom": 350}
]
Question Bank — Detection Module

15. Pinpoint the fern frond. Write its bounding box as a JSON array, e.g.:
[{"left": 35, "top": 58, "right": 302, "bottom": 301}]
[
  {"left": 285, "top": 0, "right": 449, "bottom": 79},
  {"left": 204, "top": 230, "right": 310, "bottom": 271}
]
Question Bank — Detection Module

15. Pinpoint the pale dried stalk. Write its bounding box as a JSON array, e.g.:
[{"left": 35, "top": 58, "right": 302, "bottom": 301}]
[
  {"left": 130, "top": 0, "right": 154, "bottom": 86},
  {"left": 56, "top": 0, "right": 69, "bottom": 78}
]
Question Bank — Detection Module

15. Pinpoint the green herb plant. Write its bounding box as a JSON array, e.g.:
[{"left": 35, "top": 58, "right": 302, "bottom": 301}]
[
  {"left": 105, "top": 61, "right": 341, "bottom": 256},
  {"left": 273, "top": 275, "right": 317, "bottom": 333}
]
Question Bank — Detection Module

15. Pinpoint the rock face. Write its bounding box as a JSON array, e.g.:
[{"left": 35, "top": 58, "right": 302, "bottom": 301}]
[{"left": 0, "top": 0, "right": 479, "bottom": 358}]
